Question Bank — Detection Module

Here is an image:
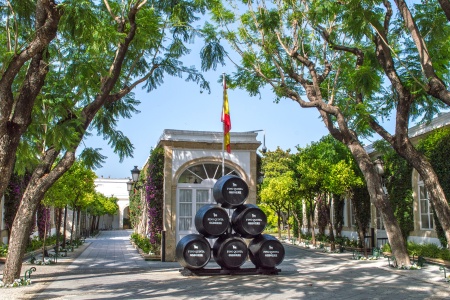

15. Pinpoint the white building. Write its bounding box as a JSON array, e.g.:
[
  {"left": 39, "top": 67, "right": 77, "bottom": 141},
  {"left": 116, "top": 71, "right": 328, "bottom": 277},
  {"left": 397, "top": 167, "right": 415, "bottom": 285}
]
[{"left": 95, "top": 177, "right": 130, "bottom": 230}]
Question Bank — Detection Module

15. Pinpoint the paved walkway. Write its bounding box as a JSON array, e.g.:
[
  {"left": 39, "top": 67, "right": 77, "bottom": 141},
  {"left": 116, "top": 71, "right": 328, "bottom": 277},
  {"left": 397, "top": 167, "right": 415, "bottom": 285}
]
[{"left": 2, "top": 230, "right": 450, "bottom": 299}]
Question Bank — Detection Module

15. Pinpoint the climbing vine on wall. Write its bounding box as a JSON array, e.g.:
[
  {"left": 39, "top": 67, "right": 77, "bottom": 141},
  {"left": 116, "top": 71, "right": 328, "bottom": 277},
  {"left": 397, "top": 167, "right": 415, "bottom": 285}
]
[
  {"left": 417, "top": 128, "right": 450, "bottom": 247},
  {"left": 145, "top": 147, "right": 164, "bottom": 246},
  {"left": 374, "top": 140, "right": 414, "bottom": 241},
  {"left": 129, "top": 188, "right": 141, "bottom": 230}
]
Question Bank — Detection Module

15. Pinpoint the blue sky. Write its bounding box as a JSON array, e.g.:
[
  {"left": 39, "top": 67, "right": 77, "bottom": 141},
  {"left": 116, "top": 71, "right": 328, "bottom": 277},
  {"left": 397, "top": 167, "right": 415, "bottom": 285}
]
[{"left": 85, "top": 66, "right": 334, "bottom": 179}]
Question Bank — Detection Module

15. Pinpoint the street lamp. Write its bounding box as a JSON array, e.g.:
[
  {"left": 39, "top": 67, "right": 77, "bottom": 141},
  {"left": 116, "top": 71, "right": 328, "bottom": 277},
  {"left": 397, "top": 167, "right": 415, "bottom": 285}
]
[
  {"left": 126, "top": 178, "right": 133, "bottom": 192},
  {"left": 373, "top": 156, "right": 387, "bottom": 194},
  {"left": 131, "top": 166, "right": 140, "bottom": 182}
]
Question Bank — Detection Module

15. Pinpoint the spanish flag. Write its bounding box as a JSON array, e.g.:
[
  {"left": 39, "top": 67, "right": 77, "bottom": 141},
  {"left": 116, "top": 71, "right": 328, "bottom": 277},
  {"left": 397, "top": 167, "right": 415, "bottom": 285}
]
[{"left": 221, "top": 76, "right": 231, "bottom": 153}]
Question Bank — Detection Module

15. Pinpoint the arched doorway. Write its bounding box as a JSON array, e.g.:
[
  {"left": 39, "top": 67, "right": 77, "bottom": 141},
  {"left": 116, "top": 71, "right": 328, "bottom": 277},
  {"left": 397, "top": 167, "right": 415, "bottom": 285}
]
[
  {"left": 176, "top": 163, "right": 241, "bottom": 242},
  {"left": 123, "top": 206, "right": 130, "bottom": 229}
]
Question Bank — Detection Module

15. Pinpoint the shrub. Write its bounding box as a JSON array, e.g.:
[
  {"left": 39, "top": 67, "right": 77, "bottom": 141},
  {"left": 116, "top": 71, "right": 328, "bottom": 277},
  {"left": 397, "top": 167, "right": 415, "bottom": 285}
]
[
  {"left": 385, "top": 242, "right": 450, "bottom": 261},
  {"left": 0, "top": 244, "right": 8, "bottom": 257},
  {"left": 131, "top": 233, "right": 159, "bottom": 254},
  {"left": 381, "top": 243, "right": 391, "bottom": 253}
]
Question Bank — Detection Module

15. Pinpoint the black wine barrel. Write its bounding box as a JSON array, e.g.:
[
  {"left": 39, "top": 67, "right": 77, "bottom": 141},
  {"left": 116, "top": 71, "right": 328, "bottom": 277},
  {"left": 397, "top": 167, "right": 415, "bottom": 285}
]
[
  {"left": 248, "top": 234, "right": 285, "bottom": 269},
  {"left": 176, "top": 234, "right": 211, "bottom": 269},
  {"left": 231, "top": 204, "right": 267, "bottom": 238},
  {"left": 213, "top": 175, "right": 249, "bottom": 208},
  {"left": 195, "top": 204, "right": 230, "bottom": 238},
  {"left": 213, "top": 235, "right": 248, "bottom": 269}
]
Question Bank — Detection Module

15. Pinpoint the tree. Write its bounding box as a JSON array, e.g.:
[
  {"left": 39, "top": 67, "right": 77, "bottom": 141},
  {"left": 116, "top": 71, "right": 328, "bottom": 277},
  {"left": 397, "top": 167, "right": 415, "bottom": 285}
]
[
  {"left": 43, "top": 159, "right": 96, "bottom": 252},
  {"left": 293, "top": 136, "right": 363, "bottom": 249},
  {"left": 2, "top": 0, "right": 212, "bottom": 283},
  {"left": 87, "top": 192, "right": 119, "bottom": 233},
  {"left": 334, "top": 0, "right": 450, "bottom": 247},
  {"left": 259, "top": 148, "right": 296, "bottom": 239},
  {"left": 206, "top": 0, "right": 411, "bottom": 265}
]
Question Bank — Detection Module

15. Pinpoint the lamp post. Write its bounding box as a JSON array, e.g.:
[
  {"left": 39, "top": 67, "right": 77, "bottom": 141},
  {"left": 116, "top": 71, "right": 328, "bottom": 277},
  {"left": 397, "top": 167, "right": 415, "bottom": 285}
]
[
  {"left": 131, "top": 166, "right": 140, "bottom": 182},
  {"left": 126, "top": 178, "right": 133, "bottom": 192}
]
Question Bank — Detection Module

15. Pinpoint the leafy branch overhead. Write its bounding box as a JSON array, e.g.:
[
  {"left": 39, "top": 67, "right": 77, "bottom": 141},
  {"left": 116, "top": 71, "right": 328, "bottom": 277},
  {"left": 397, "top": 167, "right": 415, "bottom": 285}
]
[{"left": 1, "top": 0, "right": 214, "bottom": 284}]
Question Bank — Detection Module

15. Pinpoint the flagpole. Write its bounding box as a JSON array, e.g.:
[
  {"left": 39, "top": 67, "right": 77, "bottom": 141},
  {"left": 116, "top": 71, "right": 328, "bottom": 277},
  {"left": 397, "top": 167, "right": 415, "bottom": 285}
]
[{"left": 222, "top": 73, "right": 225, "bottom": 177}]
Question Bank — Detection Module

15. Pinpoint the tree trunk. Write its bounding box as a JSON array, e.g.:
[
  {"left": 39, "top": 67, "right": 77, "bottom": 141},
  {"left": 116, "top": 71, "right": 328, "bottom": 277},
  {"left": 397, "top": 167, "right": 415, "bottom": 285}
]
[
  {"left": 345, "top": 141, "right": 410, "bottom": 265},
  {"left": 333, "top": 195, "right": 344, "bottom": 238},
  {"left": 277, "top": 209, "right": 282, "bottom": 239},
  {"left": 42, "top": 217, "right": 48, "bottom": 263},
  {"left": 328, "top": 223, "right": 336, "bottom": 251},
  {"left": 293, "top": 213, "right": 302, "bottom": 243},
  {"left": 3, "top": 202, "right": 35, "bottom": 281},
  {"left": 55, "top": 207, "right": 62, "bottom": 262},
  {"left": 326, "top": 195, "right": 335, "bottom": 251},
  {"left": 309, "top": 201, "right": 316, "bottom": 246},
  {"left": 2, "top": 150, "right": 75, "bottom": 284},
  {"left": 70, "top": 208, "right": 75, "bottom": 244},
  {"left": 63, "top": 205, "right": 68, "bottom": 248},
  {"left": 90, "top": 216, "right": 96, "bottom": 235},
  {"left": 76, "top": 209, "right": 81, "bottom": 239}
]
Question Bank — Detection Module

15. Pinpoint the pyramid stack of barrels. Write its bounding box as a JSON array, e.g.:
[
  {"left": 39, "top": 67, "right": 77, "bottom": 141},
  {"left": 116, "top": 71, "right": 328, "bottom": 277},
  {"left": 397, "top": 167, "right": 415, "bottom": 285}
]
[{"left": 176, "top": 175, "right": 285, "bottom": 274}]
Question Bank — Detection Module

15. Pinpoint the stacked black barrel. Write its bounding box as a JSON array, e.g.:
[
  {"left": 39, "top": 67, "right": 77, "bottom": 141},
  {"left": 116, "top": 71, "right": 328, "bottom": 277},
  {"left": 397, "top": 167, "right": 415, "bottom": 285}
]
[{"left": 176, "top": 175, "right": 285, "bottom": 275}]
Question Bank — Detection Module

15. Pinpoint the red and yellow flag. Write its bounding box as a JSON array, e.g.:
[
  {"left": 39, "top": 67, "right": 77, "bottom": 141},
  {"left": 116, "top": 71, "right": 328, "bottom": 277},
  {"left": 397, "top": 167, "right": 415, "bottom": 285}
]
[{"left": 221, "top": 76, "right": 231, "bottom": 153}]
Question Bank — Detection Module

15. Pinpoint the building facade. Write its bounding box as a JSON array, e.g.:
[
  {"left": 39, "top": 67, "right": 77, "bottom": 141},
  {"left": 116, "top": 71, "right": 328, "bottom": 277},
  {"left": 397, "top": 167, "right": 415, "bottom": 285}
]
[
  {"left": 148, "top": 130, "right": 261, "bottom": 261},
  {"left": 95, "top": 177, "right": 130, "bottom": 230}
]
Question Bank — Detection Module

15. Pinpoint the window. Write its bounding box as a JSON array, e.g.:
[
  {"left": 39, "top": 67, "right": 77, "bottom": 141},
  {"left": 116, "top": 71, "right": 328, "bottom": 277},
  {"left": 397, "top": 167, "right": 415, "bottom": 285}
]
[
  {"left": 178, "top": 163, "right": 239, "bottom": 184},
  {"left": 176, "top": 163, "right": 241, "bottom": 241},
  {"left": 418, "top": 176, "right": 434, "bottom": 230},
  {"left": 178, "top": 189, "right": 193, "bottom": 231}
]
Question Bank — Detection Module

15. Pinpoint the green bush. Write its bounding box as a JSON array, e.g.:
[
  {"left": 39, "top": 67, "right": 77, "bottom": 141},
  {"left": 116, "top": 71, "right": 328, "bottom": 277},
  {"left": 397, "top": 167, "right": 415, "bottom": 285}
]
[
  {"left": 384, "top": 242, "right": 450, "bottom": 261},
  {"left": 0, "top": 244, "right": 8, "bottom": 257},
  {"left": 25, "top": 234, "right": 60, "bottom": 253},
  {"left": 316, "top": 233, "right": 330, "bottom": 243},
  {"left": 131, "top": 233, "right": 159, "bottom": 254},
  {"left": 26, "top": 236, "right": 43, "bottom": 252},
  {"left": 381, "top": 243, "right": 391, "bottom": 253}
]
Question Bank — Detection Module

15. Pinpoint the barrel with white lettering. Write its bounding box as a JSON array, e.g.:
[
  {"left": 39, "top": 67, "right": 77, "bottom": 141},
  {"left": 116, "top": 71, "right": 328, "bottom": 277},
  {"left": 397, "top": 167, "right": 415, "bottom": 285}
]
[
  {"left": 176, "top": 234, "right": 211, "bottom": 269},
  {"left": 231, "top": 204, "right": 267, "bottom": 238},
  {"left": 248, "top": 234, "right": 285, "bottom": 269},
  {"left": 213, "top": 175, "right": 249, "bottom": 208},
  {"left": 213, "top": 235, "right": 248, "bottom": 269},
  {"left": 195, "top": 204, "right": 230, "bottom": 238}
]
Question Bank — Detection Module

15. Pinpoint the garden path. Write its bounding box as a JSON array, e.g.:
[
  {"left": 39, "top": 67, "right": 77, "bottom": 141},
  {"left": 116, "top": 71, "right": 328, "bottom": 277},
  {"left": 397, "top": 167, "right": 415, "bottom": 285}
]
[{"left": 1, "top": 230, "right": 449, "bottom": 299}]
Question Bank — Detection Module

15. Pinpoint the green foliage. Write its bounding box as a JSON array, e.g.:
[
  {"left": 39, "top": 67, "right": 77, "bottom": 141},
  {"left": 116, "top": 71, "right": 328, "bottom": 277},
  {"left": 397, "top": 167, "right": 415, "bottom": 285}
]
[
  {"left": 130, "top": 232, "right": 160, "bottom": 254},
  {"left": 374, "top": 140, "right": 415, "bottom": 240},
  {"left": 144, "top": 147, "right": 164, "bottom": 245},
  {"left": 382, "top": 243, "right": 392, "bottom": 253},
  {"left": 383, "top": 241, "right": 450, "bottom": 261},
  {"left": 44, "top": 160, "right": 97, "bottom": 209},
  {"left": 0, "top": 244, "right": 8, "bottom": 257},
  {"left": 417, "top": 128, "right": 450, "bottom": 247},
  {"left": 25, "top": 235, "right": 58, "bottom": 253}
]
